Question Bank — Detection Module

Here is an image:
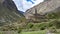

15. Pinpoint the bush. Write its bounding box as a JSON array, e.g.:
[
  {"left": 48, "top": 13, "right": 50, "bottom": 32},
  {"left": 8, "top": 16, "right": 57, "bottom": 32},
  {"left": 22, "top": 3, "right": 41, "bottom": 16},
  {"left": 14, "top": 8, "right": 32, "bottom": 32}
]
[
  {"left": 39, "top": 23, "right": 47, "bottom": 30},
  {"left": 26, "top": 23, "right": 33, "bottom": 29},
  {"left": 18, "top": 29, "right": 22, "bottom": 33},
  {"left": 46, "top": 13, "right": 58, "bottom": 19},
  {"left": 52, "top": 20, "right": 60, "bottom": 29},
  {"left": 49, "top": 27, "right": 57, "bottom": 33},
  {"left": 48, "top": 22, "right": 53, "bottom": 27},
  {"left": 40, "top": 26, "right": 46, "bottom": 30},
  {"left": 17, "top": 27, "right": 22, "bottom": 33}
]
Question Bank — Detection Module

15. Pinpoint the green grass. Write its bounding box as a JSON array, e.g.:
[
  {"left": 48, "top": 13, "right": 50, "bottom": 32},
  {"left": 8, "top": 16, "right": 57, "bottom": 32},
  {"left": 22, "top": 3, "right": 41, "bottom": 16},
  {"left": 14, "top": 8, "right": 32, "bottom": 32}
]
[
  {"left": 0, "top": 31, "right": 46, "bottom": 34},
  {"left": 0, "top": 30, "right": 60, "bottom": 34},
  {"left": 0, "top": 30, "right": 46, "bottom": 34},
  {"left": 20, "top": 30, "right": 46, "bottom": 34}
]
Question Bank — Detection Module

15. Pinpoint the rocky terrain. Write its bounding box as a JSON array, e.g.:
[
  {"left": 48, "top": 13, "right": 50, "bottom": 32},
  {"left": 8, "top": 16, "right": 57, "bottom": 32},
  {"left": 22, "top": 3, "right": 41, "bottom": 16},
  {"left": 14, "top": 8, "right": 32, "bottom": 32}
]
[
  {"left": 0, "top": 0, "right": 24, "bottom": 26},
  {"left": 0, "top": 0, "right": 60, "bottom": 34},
  {"left": 24, "top": 0, "right": 60, "bottom": 19}
]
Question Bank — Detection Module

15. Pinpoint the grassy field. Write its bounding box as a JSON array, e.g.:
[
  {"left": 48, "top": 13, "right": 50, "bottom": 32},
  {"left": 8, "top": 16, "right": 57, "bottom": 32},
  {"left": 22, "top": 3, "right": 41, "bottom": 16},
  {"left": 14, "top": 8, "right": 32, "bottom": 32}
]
[
  {"left": 0, "top": 30, "right": 46, "bottom": 34},
  {"left": 0, "top": 30, "right": 60, "bottom": 34},
  {"left": 20, "top": 30, "right": 46, "bottom": 34}
]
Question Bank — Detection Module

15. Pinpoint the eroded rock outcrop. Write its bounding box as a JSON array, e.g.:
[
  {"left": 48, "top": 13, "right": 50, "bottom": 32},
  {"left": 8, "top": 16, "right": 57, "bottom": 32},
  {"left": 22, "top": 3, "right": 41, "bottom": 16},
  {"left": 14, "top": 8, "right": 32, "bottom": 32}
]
[{"left": 24, "top": 0, "right": 60, "bottom": 19}]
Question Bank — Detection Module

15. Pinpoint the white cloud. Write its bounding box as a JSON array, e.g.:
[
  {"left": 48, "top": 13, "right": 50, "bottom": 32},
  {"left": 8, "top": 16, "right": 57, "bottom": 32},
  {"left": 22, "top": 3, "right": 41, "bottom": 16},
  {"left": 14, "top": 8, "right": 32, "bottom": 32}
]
[{"left": 13, "top": 0, "right": 44, "bottom": 12}]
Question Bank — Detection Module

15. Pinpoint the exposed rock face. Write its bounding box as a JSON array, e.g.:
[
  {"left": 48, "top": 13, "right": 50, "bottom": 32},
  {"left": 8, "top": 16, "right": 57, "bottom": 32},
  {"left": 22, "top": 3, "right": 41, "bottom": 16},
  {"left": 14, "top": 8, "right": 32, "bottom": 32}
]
[
  {"left": 0, "top": 0, "right": 24, "bottom": 26},
  {"left": 24, "top": 0, "right": 60, "bottom": 19},
  {"left": 3, "top": 0, "right": 17, "bottom": 10}
]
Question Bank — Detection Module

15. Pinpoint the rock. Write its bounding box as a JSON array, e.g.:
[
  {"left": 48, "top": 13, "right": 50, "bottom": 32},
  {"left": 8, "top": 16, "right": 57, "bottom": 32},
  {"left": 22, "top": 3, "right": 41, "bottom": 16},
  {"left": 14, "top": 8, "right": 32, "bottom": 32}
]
[
  {"left": 0, "top": 0, "right": 24, "bottom": 26},
  {"left": 24, "top": 0, "right": 60, "bottom": 19}
]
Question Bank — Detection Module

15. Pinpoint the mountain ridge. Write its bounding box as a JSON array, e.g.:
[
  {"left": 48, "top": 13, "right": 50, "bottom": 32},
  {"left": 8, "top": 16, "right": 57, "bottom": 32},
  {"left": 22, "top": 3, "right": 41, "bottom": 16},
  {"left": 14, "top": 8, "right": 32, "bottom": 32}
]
[
  {"left": 0, "top": 0, "right": 24, "bottom": 26},
  {"left": 24, "top": 0, "right": 60, "bottom": 19}
]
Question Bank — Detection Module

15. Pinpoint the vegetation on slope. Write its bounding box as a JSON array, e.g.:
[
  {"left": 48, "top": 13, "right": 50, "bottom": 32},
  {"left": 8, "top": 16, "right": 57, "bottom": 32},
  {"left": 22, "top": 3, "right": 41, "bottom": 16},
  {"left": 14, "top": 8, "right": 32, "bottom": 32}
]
[{"left": 0, "top": 0, "right": 60, "bottom": 34}]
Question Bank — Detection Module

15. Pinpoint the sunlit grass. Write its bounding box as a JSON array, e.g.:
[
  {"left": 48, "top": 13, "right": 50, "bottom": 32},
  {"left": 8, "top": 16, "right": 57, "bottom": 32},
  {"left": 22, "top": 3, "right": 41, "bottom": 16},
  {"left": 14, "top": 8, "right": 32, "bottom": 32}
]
[{"left": 20, "top": 30, "right": 46, "bottom": 34}]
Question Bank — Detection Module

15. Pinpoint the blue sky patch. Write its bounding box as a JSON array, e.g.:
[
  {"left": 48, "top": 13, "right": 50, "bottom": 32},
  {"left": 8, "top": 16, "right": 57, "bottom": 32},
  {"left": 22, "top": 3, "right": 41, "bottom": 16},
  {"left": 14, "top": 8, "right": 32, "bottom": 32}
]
[{"left": 26, "top": 0, "right": 36, "bottom": 4}]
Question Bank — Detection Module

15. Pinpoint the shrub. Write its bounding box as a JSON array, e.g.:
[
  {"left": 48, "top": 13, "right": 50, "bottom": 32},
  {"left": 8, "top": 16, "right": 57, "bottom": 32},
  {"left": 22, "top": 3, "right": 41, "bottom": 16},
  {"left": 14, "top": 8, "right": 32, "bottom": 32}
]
[
  {"left": 49, "top": 27, "right": 57, "bottom": 33},
  {"left": 26, "top": 23, "right": 33, "bottom": 29},
  {"left": 17, "top": 27, "right": 22, "bottom": 33},
  {"left": 18, "top": 29, "right": 22, "bottom": 33},
  {"left": 39, "top": 23, "right": 47, "bottom": 30},
  {"left": 52, "top": 20, "right": 60, "bottom": 29},
  {"left": 48, "top": 22, "right": 53, "bottom": 27},
  {"left": 40, "top": 26, "right": 46, "bottom": 30},
  {"left": 46, "top": 13, "right": 58, "bottom": 19}
]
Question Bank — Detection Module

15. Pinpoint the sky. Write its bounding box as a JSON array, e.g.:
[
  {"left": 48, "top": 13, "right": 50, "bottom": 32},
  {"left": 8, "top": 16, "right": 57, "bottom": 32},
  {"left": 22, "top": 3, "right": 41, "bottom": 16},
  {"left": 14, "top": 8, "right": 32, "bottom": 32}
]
[{"left": 13, "top": 0, "right": 44, "bottom": 12}]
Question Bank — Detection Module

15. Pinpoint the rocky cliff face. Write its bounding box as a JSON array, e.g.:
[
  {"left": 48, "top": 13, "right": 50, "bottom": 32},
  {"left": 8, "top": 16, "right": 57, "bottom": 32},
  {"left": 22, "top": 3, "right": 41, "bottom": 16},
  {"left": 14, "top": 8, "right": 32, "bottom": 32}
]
[
  {"left": 24, "top": 0, "right": 60, "bottom": 19},
  {"left": 0, "top": 0, "right": 24, "bottom": 26}
]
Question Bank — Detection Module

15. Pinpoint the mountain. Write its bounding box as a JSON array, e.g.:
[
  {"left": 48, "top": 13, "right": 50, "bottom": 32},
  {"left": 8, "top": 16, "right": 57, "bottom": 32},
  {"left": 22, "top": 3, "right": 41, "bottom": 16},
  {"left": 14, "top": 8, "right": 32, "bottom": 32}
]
[
  {"left": 0, "top": 0, "right": 24, "bottom": 26},
  {"left": 24, "top": 0, "right": 60, "bottom": 19}
]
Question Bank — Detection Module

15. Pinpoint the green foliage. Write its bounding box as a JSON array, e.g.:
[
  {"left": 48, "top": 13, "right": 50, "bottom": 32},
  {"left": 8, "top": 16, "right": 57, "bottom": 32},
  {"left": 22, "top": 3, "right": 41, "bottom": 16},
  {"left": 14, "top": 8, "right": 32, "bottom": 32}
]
[
  {"left": 26, "top": 23, "right": 33, "bottom": 29},
  {"left": 26, "top": 22, "right": 54, "bottom": 31},
  {"left": 21, "top": 30, "right": 46, "bottom": 34},
  {"left": 47, "top": 22, "right": 53, "bottom": 27},
  {"left": 31, "top": 23, "right": 48, "bottom": 30},
  {"left": 17, "top": 27, "right": 22, "bottom": 33},
  {"left": 46, "top": 13, "right": 58, "bottom": 19},
  {"left": 38, "top": 23, "right": 47, "bottom": 30},
  {"left": 45, "top": 10, "right": 60, "bottom": 19},
  {"left": 52, "top": 20, "right": 60, "bottom": 29},
  {"left": 49, "top": 27, "right": 57, "bottom": 33}
]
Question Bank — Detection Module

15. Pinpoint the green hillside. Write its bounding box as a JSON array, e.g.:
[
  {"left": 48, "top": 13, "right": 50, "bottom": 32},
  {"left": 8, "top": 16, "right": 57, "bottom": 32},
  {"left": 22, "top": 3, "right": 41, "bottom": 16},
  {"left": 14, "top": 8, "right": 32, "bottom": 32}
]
[
  {"left": 0, "top": 0, "right": 60, "bottom": 34},
  {"left": 0, "top": 0, "right": 24, "bottom": 27}
]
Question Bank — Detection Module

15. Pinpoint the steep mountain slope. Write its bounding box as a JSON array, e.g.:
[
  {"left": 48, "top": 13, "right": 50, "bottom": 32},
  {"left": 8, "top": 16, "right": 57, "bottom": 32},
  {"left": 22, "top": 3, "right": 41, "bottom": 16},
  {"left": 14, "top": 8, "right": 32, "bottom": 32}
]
[
  {"left": 24, "top": 0, "right": 60, "bottom": 19},
  {"left": 0, "top": 0, "right": 24, "bottom": 26}
]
